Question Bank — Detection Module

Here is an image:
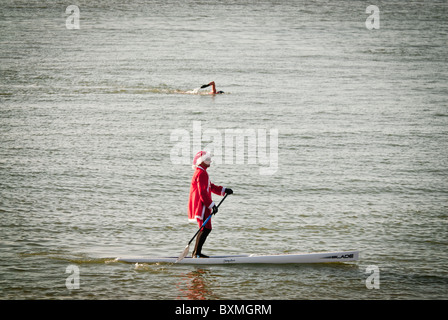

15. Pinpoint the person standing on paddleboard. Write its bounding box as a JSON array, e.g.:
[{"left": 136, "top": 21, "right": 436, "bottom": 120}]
[{"left": 188, "top": 151, "right": 233, "bottom": 258}]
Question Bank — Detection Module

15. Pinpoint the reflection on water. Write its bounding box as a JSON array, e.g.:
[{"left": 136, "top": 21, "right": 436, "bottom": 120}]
[{"left": 176, "top": 268, "right": 219, "bottom": 300}]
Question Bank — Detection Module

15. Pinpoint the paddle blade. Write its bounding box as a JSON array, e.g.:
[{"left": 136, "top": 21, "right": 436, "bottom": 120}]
[
  {"left": 200, "top": 84, "right": 210, "bottom": 89},
  {"left": 175, "top": 244, "right": 190, "bottom": 263}
]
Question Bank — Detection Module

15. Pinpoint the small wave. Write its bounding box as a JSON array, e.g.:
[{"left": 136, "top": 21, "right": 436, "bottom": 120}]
[
  {"left": 180, "top": 87, "right": 224, "bottom": 95},
  {"left": 133, "top": 262, "right": 173, "bottom": 273},
  {"left": 184, "top": 87, "right": 201, "bottom": 94},
  {"left": 55, "top": 255, "right": 118, "bottom": 265},
  {"left": 102, "top": 85, "right": 216, "bottom": 95},
  {"left": 18, "top": 250, "right": 118, "bottom": 265},
  {"left": 7, "top": 84, "right": 221, "bottom": 96}
]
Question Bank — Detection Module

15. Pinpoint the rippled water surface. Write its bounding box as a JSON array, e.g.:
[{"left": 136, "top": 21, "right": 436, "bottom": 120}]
[{"left": 1, "top": 0, "right": 447, "bottom": 300}]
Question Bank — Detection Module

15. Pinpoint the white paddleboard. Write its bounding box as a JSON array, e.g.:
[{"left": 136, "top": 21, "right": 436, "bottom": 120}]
[{"left": 116, "top": 250, "right": 359, "bottom": 265}]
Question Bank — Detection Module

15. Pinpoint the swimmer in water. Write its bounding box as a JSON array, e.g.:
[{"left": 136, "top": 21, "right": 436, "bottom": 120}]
[{"left": 201, "top": 81, "right": 224, "bottom": 94}]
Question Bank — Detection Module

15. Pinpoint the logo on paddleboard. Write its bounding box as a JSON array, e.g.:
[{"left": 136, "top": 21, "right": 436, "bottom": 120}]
[
  {"left": 323, "top": 254, "right": 354, "bottom": 259},
  {"left": 223, "top": 259, "right": 236, "bottom": 264}
]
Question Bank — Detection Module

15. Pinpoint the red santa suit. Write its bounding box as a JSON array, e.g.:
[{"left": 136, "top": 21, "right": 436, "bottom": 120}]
[{"left": 188, "top": 153, "right": 225, "bottom": 230}]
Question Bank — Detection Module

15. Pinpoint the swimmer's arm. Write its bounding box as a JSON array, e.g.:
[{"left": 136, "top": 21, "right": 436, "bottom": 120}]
[{"left": 209, "top": 81, "right": 217, "bottom": 94}]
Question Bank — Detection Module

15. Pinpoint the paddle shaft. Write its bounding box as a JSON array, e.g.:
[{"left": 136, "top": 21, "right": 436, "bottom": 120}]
[{"left": 187, "top": 194, "right": 228, "bottom": 245}]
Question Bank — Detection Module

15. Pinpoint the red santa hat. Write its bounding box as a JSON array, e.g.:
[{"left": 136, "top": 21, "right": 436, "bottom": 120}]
[{"left": 192, "top": 151, "right": 211, "bottom": 169}]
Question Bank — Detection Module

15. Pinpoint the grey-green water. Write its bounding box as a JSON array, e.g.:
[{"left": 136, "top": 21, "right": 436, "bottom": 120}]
[{"left": 1, "top": 0, "right": 447, "bottom": 300}]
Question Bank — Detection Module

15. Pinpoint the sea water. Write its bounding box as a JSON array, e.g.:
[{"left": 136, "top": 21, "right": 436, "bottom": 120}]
[{"left": 0, "top": 0, "right": 447, "bottom": 300}]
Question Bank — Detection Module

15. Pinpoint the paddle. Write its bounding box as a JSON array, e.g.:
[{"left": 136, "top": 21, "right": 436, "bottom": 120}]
[
  {"left": 200, "top": 83, "right": 211, "bottom": 89},
  {"left": 175, "top": 193, "right": 229, "bottom": 263}
]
